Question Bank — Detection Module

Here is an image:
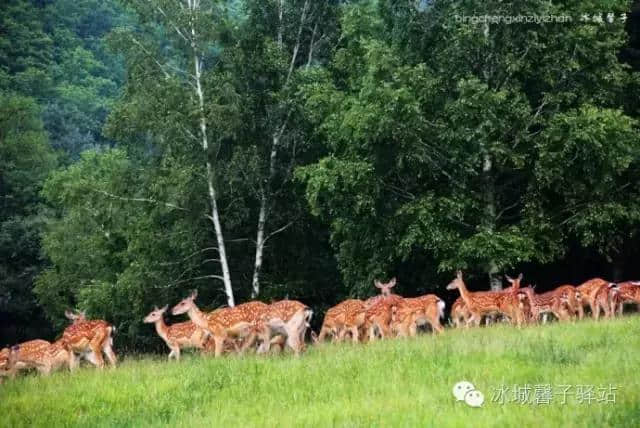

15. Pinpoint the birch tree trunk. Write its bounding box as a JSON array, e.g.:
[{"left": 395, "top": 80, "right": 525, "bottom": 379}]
[
  {"left": 483, "top": 151, "right": 502, "bottom": 291},
  {"left": 250, "top": 0, "right": 308, "bottom": 298},
  {"left": 188, "top": 0, "right": 235, "bottom": 306}
]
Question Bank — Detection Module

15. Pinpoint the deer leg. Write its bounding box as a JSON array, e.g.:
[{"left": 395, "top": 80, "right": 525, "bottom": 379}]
[
  {"left": 256, "top": 328, "right": 272, "bottom": 354},
  {"left": 240, "top": 331, "right": 258, "bottom": 354},
  {"left": 213, "top": 336, "right": 226, "bottom": 357},
  {"left": 593, "top": 300, "right": 601, "bottom": 320},
  {"left": 431, "top": 316, "right": 444, "bottom": 334},
  {"left": 89, "top": 342, "right": 105, "bottom": 369},
  {"left": 349, "top": 325, "right": 359, "bottom": 343},
  {"left": 68, "top": 351, "right": 79, "bottom": 371},
  {"left": 103, "top": 341, "right": 117, "bottom": 367},
  {"left": 408, "top": 320, "right": 418, "bottom": 337},
  {"left": 468, "top": 313, "right": 481, "bottom": 327},
  {"left": 316, "top": 326, "right": 329, "bottom": 343}
]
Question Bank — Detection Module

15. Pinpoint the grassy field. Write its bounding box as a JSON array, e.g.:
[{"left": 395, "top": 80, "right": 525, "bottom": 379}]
[{"left": 1, "top": 316, "right": 639, "bottom": 428}]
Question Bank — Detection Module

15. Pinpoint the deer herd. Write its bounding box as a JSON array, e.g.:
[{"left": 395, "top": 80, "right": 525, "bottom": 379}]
[{"left": 2, "top": 272, "right": 640, "bottom": 383}]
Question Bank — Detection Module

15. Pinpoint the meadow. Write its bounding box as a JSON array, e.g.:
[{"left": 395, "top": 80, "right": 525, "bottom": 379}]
[{"left": 1, "top": 316, "right": 639, "bottom": 428}]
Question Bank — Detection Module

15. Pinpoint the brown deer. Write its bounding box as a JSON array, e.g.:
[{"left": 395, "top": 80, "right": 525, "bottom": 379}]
[
  {"left": 519, "top": 287, "right": 570, "bottom": 323},
  {"left": 316, "top": 299, "right": 366, "bottom": 343},
  {"left": 450, "top": 297, "right": 470, "bottom": 328},
  {"left": 0, "top": 340, "right": 69, "bottom": 377},
  {"left": 612, "top": 281, "right": 640, "bottom": 315},
  {"left": 13, "top": 340, "right": 70, "bottom": 376},
  {"left": 171, "top": 291, "right": 268, "bottom": 357},
  {"left": 392, "top": 295, "right": 445, "bottom": 336},
  {"left": 0, "top": 345, "right": 20, "bottom": 382},
  {"left": 364, "top": 294, "right": 404, "bottom": 341},
  {"left": 551, "top": 285, "right": 583, "bottom": 319},
  {"left": 60, "top": 312, "right": 117, "bottom": 370},
  {"left": 64, "top": 310, "right": 87, "bottom": 323},
  {"left": 446, "top": 271, "right": 528, "bottom": 327},
  {"left": 143, "top": 306, "right": 210, "bottom": 360},
  {"left": 576, "top": 278, "right": 615, "bottom": 317},
  {"left": 591, "top": 282, "right": 619, "bottom": 320},
  {"left": 252, "top": 300, "right": 312, "bottom": 356},
  {"left": 364, "top": 278, "right": 399, "bottom": 308}
]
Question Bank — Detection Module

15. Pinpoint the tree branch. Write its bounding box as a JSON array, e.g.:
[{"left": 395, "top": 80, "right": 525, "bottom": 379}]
[{"left": 90, "top": 189, "right": 188, "bottom": 212}]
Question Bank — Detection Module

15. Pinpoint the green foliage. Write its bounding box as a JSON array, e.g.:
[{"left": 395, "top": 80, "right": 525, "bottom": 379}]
[
  {"left": 296, "top": 0, "right": 640, "bottom": 290},
  {"left": 0, "top": 92, "right": 57, "bottom": 341}
]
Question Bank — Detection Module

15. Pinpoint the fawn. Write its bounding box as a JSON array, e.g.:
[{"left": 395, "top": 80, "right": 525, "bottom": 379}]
[
  {"left": 316, "top": 299, "right": 366, "bottom": 343},
  {"left": 392, "top": 295, "right": 445, "bottom": 336},
  {"left": 61, "top": 312, "right": 117, "bottom": 370},
  {"left": 611, "top": 281, "right": 640, "bottom": 315},
  {"left": 172, "top": 290, "right": 268, "bottom": 356},
  {"left": 576, "top": 278, "right": 615, "bottom": 317},
  {"left": 446, "top": 271, "right": 528, "bottom": 327},
  {"left": 252, "top": 300, "right": 312, "bottom": 355},
  {"left": 144, "top": 306, "right": 210, "bottom": 360}
]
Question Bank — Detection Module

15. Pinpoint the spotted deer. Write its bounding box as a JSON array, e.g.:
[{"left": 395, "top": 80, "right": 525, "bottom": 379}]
[
  {"left": 364, "top": 278, "right": 399, "bottom": 309},
  {"left": 364, "top": 294, "right": 404, "bottom": 341},
  {"left": 392, "top": 295, "right": 445, "bottom": 336},
  {"left": 591, "top": 282, "right": 619, "bottom": 320},
  {"left": 0, "top": 339, "right": 69, "bottom": 377},
  {"left": 143, "top": 306, "right": 210, "bottom": 360},
  {"left": 519, "top": 287, "right": 570, "bottom": 323},
  {"left": 551, "top": 285, "right": 583, "bottom": 319},
  {"left": 612, "top": 281, "right": 640, "bottom": 315},
  {"left": 316, "top": 299, "right": 366, "bottom": 343},
  {"left": 64, "top": 310, "right": 86, "bottom": 323},
  {"left": 61, "top": 313, "right": 117, "bottom": 370},
  {"left": 252, "top": 300, "right": 312, "bottom": 356},
  {"left": 446, "top": 271, "right": 528, "bottom": 327},
  {"left": 0, "top": 345, "right": 20, "bottom": 382},
  {"left": 576, "top": 278, "right": 615, "bottom": 317},
  {"left": 13, "top": 340, "right": 70, "bottom": 376},
  {"left": 450, "top": 297, "right": 470, "bottom": 328},
  {"left": 171, "top": 291, "right": 268, "bottom": 357}
]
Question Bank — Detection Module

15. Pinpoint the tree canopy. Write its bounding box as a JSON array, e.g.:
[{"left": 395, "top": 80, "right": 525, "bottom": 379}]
[{"left": 1, "top": 0, "right": 640, "bottom": 350}]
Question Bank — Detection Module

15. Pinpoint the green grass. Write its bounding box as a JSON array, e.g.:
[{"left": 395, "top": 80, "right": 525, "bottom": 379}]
[{"left": 2, "top": 316, "right": 640, "bottom": 428}]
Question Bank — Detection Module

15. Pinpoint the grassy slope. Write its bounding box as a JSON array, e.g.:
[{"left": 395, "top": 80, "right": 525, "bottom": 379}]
[{"left": 1, "top": 316, "right": 639, "bottom": 428}]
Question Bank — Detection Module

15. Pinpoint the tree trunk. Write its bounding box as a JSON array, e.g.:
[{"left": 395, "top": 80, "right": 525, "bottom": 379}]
[
  {"left": 250, "top": 1, "right": 307, "bottom": 297},
  {"left": 483, "top": 151, "right": 502, "bottom": 291},
  {"left": 189, "top": 2, "right": 234, "bottom": 307}
]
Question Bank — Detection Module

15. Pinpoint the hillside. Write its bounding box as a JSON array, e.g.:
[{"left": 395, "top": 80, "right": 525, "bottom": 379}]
[{"left": 2, "top": 316, "right": 639, "bottom": 427}]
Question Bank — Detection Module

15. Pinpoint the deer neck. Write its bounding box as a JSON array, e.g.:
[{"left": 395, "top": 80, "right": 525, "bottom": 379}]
[
  {"left": 154, "top": 318, "right": 169, "bottom": 343},
  {"left": 187, "top": 305, "right": 208, "bottom": 330},
  {"left": 457, "top": 281, "right": 473, "bottom": 305}
]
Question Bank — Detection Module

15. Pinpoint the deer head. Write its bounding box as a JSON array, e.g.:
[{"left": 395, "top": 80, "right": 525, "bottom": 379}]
[
  {"left": 64, "top": 310, "right": 86, "bottom": 322},
  {"left": 143, "top": 305, "right": 168, "bottom": 323},
  {"left": 446, "top": 271, "right": 464, "bottom": 290},
  {"left": 505, "top": 273, "right": 523, "bottom": 289},
  {"left": 171, "top": 290, "right": 198, "bottom": 315},
  {"left": 374, "top": 278, "right": 396, "bottom": 296}
]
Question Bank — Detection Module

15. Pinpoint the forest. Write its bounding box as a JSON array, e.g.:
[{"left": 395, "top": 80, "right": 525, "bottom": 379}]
[{"left": 2, "top": 0, "right": 640, "bottom": 352}]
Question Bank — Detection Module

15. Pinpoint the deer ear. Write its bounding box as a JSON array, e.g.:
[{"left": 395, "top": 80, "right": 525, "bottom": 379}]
[
  {"left": 161, "top": 305, "right": 168, "bottom": 313},
  {"left": 388, "top": 278, "right": 396, "bottom": 288},
  {"left": 191, "top": 289, "right": 198, "bottom": 300},
  {"left": 505, "top": 275, "right": 514, "bottom": 283},
  {"left": 374, "top": 280, "right": 382, "bottom": 289},
  {"left": 517, "top": 273, "right": 523, "bottom": 281},
  {"left": 65, "top": 310, "right": 75, "bottom": 320},
  {"left": 456, "top": 270, "right": 463, "bottom": 279}
]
